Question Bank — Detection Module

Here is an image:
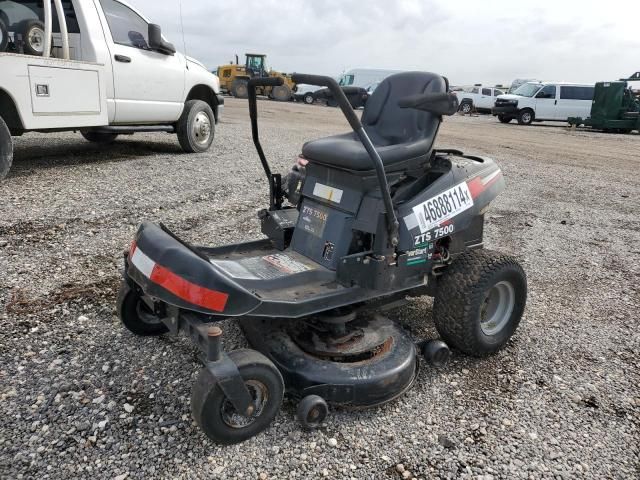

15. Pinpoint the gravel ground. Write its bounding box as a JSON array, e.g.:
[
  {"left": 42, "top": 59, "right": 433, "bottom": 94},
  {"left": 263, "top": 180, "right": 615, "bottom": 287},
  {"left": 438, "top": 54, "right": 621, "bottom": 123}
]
[{"left": 0, "top": 99, "right": 638, "bottom": 479}]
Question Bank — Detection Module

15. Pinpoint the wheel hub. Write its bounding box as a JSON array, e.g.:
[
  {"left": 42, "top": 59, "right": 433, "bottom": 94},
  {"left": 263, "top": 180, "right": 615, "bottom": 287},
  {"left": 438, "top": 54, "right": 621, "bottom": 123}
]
[
  {"left": 220, "top": 379, "right": 268, "bottom": 429},
  {"left": 192, "top": 112, "right": 212, "bottom": 145},
  {"left": 135, "top": 298, "right": 162, "bottom": 326},
  {"left": 29, "top": 28, "right": 45, "bottom": 53},
  {"left": 480, "top": 280, "right": 515, "bottom": 335}
]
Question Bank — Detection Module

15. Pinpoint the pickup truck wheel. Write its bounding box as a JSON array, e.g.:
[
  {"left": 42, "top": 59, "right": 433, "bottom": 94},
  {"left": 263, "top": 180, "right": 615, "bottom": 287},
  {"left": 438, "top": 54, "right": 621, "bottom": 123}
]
[
  {"left": 460, "top": 101, "right": 473, "bottom": 114},
  {"left": 517, "top": 109, "right": 534, "bottom": 125},
  {"left": 0, "top": 18, "right": 8, "bottom": 52},
  {"left": 303, "top": 93, "right": 315, "bottom": 105},
  {"left": 22, "top": 20, "right": 46, "bottom": 56},
  {"left": 0, "top": 116, "right": 13, "bottom": 180},
  {"left": 81, "top": 131, "right": 119, "bottom": 144},
  {"left": 177, "top": 100, "right": 215, "bottom": 153},
  {"left": 231, "top": 79, "right": 249, "bottom": 99}
]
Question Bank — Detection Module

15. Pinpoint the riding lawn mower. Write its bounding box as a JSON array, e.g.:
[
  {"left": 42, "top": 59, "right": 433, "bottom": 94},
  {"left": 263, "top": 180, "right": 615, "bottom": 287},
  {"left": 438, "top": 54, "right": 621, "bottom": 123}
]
[{"left": 117, "top": 71, "right": 527, "bottom": 444}]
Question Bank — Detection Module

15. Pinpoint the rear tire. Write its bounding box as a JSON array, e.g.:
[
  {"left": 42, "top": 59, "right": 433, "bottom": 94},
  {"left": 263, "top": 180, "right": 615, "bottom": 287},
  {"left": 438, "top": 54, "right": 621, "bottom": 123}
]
[
  {"left": 191, "top": 349, "right": 284, "bottom": 444},
  {"left": 303, "top": 93, "right": 315, "bottom": 105},
  {"left": 271, "top": 84, "right": 291, "bottom": 102},
  {"left": 0, "top": 115, "right": 13, "bottom": 180},
  {"left": 0, "top": 18, "right": 8, "bottom": 52},
  {"left": 81, "top": 131, "right": 119, "bottom": 144},
  {"left": 176, "top": 99, "right": 215, "bottom": 153},
  {"left": 498, "top": 115, "right": 512, "bottom": 124},
  {"left": 231, "top": 79, "right": 249, "bottom": 99},
  {"left": 517, "top": 109, "right": 534, "bottom": 125},
  {"left": 22, "top": 20, "right": 46, "bottom": 56},
  {"left": 433, "top": 250, "right": 527, "bottom": 357}
]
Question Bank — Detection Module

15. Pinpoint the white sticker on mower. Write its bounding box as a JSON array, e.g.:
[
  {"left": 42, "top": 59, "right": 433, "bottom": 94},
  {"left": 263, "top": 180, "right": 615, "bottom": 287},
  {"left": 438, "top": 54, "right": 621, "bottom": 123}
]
[
  {"left": 131, "top": 247, "right": 155, "bottom": 278},
  {"left": 412, "top": 182, "right": 474, "bottom": 233},
  {"left": 313, "top": 182, "right": 343, "bottom": 204}
]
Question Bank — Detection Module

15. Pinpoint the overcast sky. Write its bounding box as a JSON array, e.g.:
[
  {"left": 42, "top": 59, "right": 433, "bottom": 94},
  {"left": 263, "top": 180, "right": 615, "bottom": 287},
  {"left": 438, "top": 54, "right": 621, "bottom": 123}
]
[{"left": 132, "top": 0, "right": 637, "bottom": 86}]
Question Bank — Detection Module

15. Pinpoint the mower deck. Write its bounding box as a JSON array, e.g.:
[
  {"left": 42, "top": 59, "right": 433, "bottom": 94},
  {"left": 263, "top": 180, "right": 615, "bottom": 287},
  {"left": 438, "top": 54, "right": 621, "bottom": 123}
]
[{"left": 239, "top": 314, "right": 418, "bottom": 407}]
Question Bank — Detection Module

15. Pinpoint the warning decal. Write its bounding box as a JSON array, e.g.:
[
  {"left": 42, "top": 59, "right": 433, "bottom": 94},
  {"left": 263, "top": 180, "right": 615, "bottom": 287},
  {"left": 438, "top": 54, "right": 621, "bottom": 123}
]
[
  {"left": 312, "top": 182, "right": 343, "bottom": 204},
  {"left": 212, "top": 253, "right": 316, "bottom": 281}
]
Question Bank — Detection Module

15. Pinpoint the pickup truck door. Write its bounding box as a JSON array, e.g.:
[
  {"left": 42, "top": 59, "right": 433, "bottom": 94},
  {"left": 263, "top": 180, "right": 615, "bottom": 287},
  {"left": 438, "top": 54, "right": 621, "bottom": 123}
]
[
  {"left": 492, "top": 89, "right": 504, "bottom": 108},
  {"left": 98, "top": 0, "right": 185, "bottom": 124},
  {"left": 477, "top": 88, "right": 493, "bottom": 109},
  {"left": 534, "top": 85, "right": 559, "bottom": 120}
]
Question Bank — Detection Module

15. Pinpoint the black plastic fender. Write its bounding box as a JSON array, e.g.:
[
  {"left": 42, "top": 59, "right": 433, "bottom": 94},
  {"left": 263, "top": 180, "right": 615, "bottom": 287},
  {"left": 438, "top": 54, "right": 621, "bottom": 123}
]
[
  {"left": 126, "top": 222, "right": 261, "bottom": 316},
  {"left": 397, "top": 153, "right": 504, "bottom": 253}
]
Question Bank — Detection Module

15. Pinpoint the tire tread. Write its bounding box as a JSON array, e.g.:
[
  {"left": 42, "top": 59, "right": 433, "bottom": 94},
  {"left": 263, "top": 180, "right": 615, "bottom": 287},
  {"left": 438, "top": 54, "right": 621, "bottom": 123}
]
[
  {"left": 0, "top": 116, "right": 13, "bottom": 180},
  {"left": 433, "top": 249, "right": 526, "bottom": 357}
]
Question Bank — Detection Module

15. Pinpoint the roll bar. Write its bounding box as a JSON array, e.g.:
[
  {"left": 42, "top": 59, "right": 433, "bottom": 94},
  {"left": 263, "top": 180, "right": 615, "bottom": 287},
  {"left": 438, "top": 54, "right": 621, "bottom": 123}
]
[
  {"left": 247, "top": 77, "right": 285, "bottom": 210},
  {"left": 291, "top": 73, "right": 400, "bottom": 247},
  {"left": 43, "top": 0, "right": 52, "bottom": 57},
  {"left": 42, "top": 0, "right": 70, "bottom": 60}
]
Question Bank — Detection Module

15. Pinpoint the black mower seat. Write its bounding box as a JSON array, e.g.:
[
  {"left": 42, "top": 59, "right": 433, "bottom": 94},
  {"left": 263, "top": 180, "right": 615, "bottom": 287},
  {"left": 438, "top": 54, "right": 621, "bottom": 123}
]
[{"left": 302, "top": 71, "right": 448, "bottom": 171}]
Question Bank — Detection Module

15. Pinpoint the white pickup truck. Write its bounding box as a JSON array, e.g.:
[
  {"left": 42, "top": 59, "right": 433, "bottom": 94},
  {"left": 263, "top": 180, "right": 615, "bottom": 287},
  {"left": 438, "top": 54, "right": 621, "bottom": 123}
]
[
  {"left": 453, "top": 85, "right": 506, "bottom": 114},
  {"left": 0, "top": 0, "right": 223, "bottom": 179}
]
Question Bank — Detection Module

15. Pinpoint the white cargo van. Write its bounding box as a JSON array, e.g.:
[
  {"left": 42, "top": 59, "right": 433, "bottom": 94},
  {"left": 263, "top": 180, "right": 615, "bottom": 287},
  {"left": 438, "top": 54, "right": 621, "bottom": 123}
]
[{"left": 492, "top": 82, "right": 594, "bottom": 125}]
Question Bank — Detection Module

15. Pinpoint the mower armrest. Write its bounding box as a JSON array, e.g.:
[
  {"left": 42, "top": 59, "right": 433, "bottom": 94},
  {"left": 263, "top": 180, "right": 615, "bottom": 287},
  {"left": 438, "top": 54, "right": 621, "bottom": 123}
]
[{"left": 398, "top": 92, "right": 459, "bottom": 116}]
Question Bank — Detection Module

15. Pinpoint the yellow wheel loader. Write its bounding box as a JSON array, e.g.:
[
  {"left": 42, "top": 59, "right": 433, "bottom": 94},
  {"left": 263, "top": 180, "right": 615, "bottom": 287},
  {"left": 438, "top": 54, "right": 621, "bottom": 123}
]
[{"left": 217, "top": 54, "right": 295, "bottom": 101}]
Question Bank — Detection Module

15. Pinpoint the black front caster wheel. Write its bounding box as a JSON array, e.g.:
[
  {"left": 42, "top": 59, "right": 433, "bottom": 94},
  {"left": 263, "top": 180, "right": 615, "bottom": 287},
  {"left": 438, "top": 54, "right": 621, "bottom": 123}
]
[
  {"left": 422, "top": 340, "right": 450, "bottom": 367},
  {"left": 191, "top": 349, "right": 284, "bottom": 444},
  {"left": 296, "top": 395, "right": 328, "bottom": 429},
  {"left": 116, "top": 282, "right": 168, "bottom": 336}
]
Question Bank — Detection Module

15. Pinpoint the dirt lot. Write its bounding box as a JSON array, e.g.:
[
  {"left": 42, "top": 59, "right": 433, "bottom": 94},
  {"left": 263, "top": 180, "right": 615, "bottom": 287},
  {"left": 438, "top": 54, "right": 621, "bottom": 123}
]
[{"left": 1, "top": 98, "right": 638, "bottom": 479}]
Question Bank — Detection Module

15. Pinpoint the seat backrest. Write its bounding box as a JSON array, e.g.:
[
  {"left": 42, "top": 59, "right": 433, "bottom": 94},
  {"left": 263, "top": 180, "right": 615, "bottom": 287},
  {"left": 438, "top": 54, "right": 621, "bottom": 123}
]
[{"left": 362, "top": 71, "right": 447, "bottom": 146}]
